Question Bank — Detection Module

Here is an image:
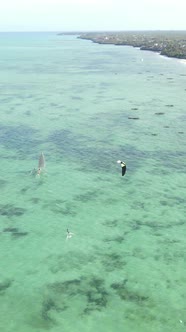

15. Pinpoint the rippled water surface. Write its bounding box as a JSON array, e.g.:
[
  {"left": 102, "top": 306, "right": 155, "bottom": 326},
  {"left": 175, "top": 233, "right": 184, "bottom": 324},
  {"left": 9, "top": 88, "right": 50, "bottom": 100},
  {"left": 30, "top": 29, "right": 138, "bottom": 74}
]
[{"left": 0, "top": 32, "right": 186, "bottom": 332}]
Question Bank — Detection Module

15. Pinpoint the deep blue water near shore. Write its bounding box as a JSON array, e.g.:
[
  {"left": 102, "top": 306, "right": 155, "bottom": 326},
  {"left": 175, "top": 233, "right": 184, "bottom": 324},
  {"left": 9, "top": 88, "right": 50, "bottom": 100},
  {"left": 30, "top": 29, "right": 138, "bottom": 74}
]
[{"left": 0, "top": 32, "right": 186, "bottom": 332}]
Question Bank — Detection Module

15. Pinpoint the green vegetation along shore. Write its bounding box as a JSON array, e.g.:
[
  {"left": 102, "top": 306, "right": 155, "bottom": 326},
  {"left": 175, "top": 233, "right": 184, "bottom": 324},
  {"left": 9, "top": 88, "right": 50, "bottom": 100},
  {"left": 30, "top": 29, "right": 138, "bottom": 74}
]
[{"left": 77, "top": 31, "right": 186, "bottom": 59}]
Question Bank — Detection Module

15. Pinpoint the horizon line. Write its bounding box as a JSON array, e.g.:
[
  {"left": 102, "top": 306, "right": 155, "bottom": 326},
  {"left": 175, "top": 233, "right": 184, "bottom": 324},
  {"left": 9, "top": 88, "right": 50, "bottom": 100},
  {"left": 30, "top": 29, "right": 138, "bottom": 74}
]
[{"left": 0, "top": 29, "right": 186, "bottom": 33}]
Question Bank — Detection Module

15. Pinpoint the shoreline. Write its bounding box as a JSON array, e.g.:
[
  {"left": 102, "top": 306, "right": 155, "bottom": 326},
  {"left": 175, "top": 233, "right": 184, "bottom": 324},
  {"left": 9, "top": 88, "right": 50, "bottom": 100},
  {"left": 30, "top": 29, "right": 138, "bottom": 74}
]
[{"left": 76, "top": 31, "right": 186, "bottom": 60}]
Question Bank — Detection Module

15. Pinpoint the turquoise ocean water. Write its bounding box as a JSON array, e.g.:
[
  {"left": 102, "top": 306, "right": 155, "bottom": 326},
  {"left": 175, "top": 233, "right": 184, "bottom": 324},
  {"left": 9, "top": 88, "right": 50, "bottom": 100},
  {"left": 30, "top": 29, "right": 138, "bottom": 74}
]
[{"left": 0, "top": 32, "right": 186, "bottom": 332}]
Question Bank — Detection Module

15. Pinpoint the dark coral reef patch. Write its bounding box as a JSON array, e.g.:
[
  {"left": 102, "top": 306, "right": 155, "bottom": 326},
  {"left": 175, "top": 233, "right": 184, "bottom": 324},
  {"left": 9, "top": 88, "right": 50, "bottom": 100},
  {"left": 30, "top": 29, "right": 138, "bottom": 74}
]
[
  {"left": 40, "top": 276, "right": 109, "bottom": 320},
  {"left": 0, "top": 204, "right": 26, "bottom": 217},
  {"left": 0, "top": 279, "right": 13, "bottom": 293},
  {"left": 101, "top": 253, "right": 126, "bottom": 271},
  {"left": 0, "top": 124, "right": 42, "bottom": 156},
  {"left": 111, "top": 279, "right": 148, "bottom": 303},
  {"left": 45, "top": 200, "right": 77, "bottom": 216},
  {"left": 2, "top": 227, "right": 28, "bottom": 238}
]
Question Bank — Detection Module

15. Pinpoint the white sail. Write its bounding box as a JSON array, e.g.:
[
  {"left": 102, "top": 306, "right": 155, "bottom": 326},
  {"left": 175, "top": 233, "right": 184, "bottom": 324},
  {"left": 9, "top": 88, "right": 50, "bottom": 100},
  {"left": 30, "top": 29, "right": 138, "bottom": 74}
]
[{"left": 38, "top": 152, "right": 45, "bottom": 168}]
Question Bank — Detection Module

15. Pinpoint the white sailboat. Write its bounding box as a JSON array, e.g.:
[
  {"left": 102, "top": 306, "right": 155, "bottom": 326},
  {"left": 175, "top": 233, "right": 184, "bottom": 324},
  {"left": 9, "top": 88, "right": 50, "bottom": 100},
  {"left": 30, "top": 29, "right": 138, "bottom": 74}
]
[{"left": 37, "top": 152, "right": 45, "bottom": 175}]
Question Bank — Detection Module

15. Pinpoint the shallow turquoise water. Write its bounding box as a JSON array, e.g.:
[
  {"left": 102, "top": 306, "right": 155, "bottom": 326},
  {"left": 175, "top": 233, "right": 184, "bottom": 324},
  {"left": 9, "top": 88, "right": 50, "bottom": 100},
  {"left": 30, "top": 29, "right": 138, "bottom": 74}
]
[{"left": 0, "top": 32, "right": 186, "bottom": 332}]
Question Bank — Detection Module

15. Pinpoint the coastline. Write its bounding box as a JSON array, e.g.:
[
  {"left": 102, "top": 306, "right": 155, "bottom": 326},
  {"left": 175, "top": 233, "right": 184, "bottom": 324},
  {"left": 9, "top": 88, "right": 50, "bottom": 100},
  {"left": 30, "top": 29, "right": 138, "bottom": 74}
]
[
  {"left": 75, "top": 31, "right": 186, "bottom": 60},
  {"left": 179, "top": 59, "right": 186, "bottom": 65}
]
